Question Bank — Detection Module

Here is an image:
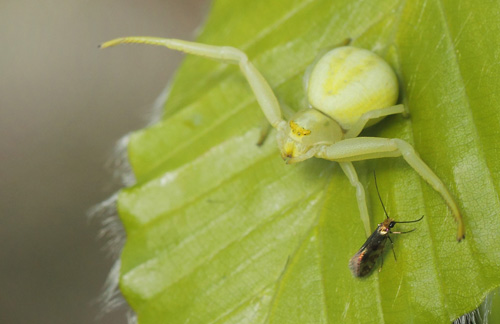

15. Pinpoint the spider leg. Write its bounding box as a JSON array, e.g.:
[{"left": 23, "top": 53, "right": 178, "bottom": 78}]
[
  {"left": 100, "top": 37, "right": 286, "bottom": 130},
  {"left": 317, "top": 137, "right": 464, "bottom": 241},
  {"left": 256, "top": 123, "right": 273, "bottom": 146},
  {"left": 339, "top": 162, "right": 371, "bottom": 237},
  {"left": 344, "top": 104, "right": 405, "bottom": 139}
]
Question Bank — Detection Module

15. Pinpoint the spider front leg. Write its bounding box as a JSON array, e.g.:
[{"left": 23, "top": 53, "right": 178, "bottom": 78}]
[
  {"left": 100, "top": 37, "right": 287, "bottom": 130},
  {"left": 339, "top": 162, "right": 371, "bottom": 237},
  {"left": 317, "top": 137, "right": 465, "bottom": 241}
]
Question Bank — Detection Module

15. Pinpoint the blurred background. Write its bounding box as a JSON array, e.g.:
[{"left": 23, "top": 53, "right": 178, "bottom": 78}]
[{"left": 0, "top": 0, "right": 209, "bottom": 323}]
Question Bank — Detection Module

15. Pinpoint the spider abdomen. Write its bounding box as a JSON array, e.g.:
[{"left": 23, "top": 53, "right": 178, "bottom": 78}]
[{"left": 307, "top": 46, "right": 399, "bottom": 130}]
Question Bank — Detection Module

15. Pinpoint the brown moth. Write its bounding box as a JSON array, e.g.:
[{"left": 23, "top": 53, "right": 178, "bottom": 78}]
[{"left": 349, "top": 174, "right": 423, "bottom": 277}]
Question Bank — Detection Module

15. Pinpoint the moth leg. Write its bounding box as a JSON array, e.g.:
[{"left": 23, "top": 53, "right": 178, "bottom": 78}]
[{"left": 387, "top": 235, "right": 397, "bottom": 262}]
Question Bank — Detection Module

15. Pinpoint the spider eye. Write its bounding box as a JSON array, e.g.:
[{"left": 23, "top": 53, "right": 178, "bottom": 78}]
[{"left": 389, "top": 222, "right": 395, "bottom": 228}]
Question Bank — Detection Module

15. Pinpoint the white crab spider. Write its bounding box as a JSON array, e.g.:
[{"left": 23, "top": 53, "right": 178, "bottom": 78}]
[{"left": 100, "top": 36, "right": 465, "bottom": 241}]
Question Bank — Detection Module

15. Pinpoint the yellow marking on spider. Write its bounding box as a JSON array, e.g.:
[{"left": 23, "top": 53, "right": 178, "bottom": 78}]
[{"left": 289, "top": 120, "right": 311, "bottom": 137}]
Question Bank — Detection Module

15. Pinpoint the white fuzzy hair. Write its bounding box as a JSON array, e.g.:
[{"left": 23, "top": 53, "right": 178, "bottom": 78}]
[{"left": 88, "top": 84, "right": 172, "bottom": 323}]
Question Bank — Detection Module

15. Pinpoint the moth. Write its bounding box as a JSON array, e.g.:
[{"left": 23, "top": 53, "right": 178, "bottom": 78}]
[{"left": 349, "top": 174, "right": 423, "bottom": 277}]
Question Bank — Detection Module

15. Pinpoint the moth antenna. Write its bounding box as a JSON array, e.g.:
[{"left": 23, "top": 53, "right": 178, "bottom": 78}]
[
  {"left": 373, "top": 171, "right": 389, "bottom": 219},
  {"left": 393, "top": 215, "right": 425, "bottom": 224}
]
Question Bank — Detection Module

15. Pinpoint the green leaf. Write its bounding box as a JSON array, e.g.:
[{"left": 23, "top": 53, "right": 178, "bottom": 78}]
[{"left": 116, "top": 0, "right": 500, "bottom": 322}]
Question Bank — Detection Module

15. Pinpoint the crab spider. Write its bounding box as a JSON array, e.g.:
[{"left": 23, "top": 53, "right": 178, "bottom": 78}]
[{"left": 100, "top": 37, "right": 465, "bottom": 241}]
